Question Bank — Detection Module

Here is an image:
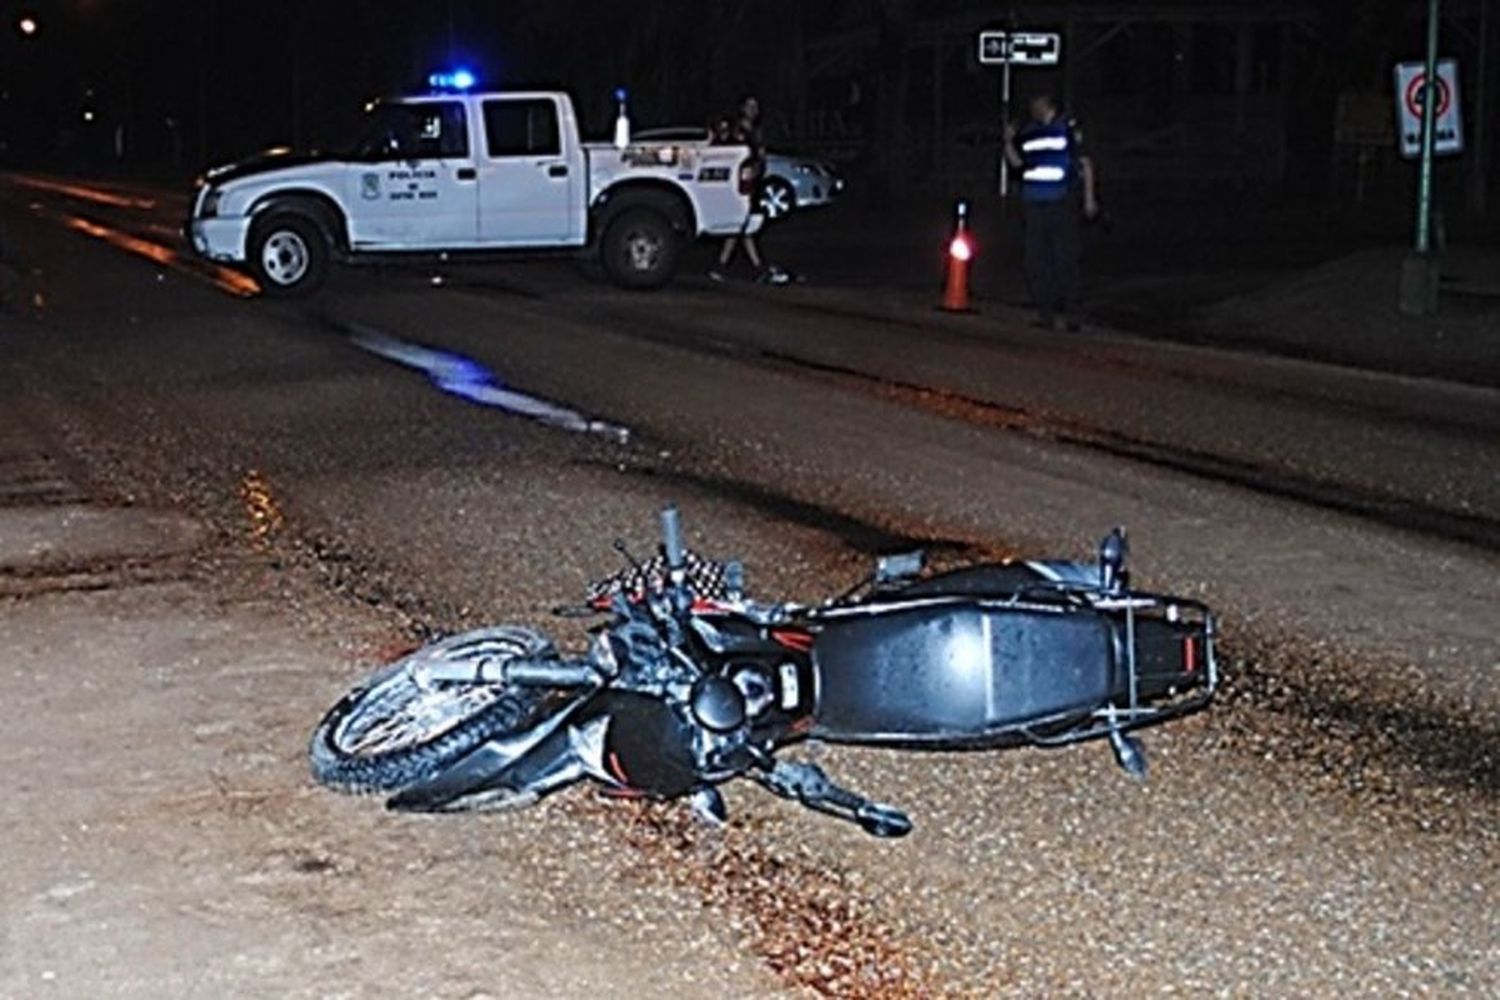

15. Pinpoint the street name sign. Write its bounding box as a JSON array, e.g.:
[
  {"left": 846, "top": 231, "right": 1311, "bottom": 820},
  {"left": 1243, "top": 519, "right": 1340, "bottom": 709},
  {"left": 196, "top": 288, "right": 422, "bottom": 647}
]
[{"left": 978, "top": 30, "right": 1062, "bottom": 67}]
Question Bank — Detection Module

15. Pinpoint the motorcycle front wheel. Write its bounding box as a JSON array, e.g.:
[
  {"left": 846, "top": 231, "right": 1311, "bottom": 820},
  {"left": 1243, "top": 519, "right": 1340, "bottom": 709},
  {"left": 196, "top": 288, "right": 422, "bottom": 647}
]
[{"left": 309, "top": 627, "right": 557, "bottom": 795}]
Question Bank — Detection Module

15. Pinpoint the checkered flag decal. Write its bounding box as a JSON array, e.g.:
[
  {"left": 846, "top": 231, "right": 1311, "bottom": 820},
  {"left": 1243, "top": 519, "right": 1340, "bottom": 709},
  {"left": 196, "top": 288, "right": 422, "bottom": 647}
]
[{"left": 587, "top": 550, "right": 730, "bottom": 603}]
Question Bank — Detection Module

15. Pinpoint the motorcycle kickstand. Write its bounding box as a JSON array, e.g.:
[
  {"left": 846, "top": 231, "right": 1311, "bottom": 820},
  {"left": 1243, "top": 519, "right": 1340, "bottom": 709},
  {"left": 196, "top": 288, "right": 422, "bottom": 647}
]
[{"left": 1105, "top": 707, "right": 1148, "bottom": 780}]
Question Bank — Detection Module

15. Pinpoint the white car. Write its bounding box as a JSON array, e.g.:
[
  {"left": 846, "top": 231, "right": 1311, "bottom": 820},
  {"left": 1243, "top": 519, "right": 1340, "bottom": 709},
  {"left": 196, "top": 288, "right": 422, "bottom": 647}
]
[
  {"left": 633, "top": 126, "right": 844, "bottom": 220},
  {"left": 188, "top": 90, "right": 762, "bottom": 295}
]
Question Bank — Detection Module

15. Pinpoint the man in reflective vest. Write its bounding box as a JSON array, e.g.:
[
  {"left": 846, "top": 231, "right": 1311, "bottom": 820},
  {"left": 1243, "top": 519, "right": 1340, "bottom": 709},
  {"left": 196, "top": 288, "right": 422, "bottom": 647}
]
[{"left": 1003, "top": 94, "right": 1099, "bottom": 331}]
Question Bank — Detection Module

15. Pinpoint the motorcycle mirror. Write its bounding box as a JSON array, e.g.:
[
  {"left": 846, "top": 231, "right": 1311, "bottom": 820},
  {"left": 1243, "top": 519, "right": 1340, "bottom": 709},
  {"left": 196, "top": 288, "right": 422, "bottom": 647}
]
[
  {"left": 876, "top": 550, "right": 924, "bottom": 583},
  {"left": 612, "top": 537, "right": 645, "bottom": 575}
]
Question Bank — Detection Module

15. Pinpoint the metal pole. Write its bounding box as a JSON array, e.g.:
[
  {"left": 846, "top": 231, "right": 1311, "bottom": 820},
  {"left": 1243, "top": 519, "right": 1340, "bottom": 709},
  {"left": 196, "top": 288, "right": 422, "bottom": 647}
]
[
  {"left": 290, "top": 7, "right": 302, "bottom": 148},
  {"left": 1414, "top": 0, "right": 1442, "bottom": 255},
  {"left": 197, "top": 0, "right": 213, "bottom": 166},
  {"left": 932, "top": 40, "right": 944, "bottom": 178},
  {"left": 1471, "top": 0, "right": 1490, "bottom": 216},
  {"left": 1400, "top": 0, "right": 1444, "bottom": 315},
  {"left": 999, "top": 58, "right": 1012, "bottom": 197}
]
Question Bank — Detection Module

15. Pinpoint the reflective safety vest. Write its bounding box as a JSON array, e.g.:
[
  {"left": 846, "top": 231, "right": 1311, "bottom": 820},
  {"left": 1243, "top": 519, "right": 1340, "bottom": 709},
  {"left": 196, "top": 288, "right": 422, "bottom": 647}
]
[{"left": 1017, "top": 121, "right": 1076, "bottom": 203}]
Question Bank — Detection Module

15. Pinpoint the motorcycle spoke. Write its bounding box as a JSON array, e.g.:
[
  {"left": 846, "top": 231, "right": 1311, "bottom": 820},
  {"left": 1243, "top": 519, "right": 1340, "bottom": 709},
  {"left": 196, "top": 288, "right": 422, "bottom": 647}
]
[{"left": 338, "top": 682, "right": 504, "bottom": 758}]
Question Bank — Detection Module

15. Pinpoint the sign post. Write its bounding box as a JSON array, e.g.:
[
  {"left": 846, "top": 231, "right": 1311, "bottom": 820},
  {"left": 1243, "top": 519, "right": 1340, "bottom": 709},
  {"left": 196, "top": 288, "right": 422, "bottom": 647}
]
[
  {"left": 978, "top": 30, "right": 1061, "bottom": 198},
  {"left": 1000, "top": 53, "right": 1012, "bottom": 198},
  {"left": 1399, "top": 0, "right": 1446, "bottom": 316}
]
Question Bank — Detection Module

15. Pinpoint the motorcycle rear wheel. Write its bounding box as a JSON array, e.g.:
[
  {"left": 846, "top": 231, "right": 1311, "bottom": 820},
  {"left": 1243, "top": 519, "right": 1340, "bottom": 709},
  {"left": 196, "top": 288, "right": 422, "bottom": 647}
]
[{"left": 309, "top": 627, "right": 556, "bottom": 794}]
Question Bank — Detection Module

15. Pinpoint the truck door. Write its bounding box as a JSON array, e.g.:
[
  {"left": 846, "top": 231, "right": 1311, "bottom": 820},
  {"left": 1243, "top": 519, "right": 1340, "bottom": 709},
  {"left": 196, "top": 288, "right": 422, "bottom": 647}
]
[
  {"left": 477, "top": 96, "right": 579, "bottom": 246},
  {"left": 346, "top": 100, "right": 479, "bottom": 249}
]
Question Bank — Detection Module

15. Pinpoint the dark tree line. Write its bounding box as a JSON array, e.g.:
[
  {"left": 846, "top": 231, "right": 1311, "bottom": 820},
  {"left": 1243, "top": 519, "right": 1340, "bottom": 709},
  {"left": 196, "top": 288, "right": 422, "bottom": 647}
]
[{"left": 4, "top": 0, "right": 1484, "bottom": 200}]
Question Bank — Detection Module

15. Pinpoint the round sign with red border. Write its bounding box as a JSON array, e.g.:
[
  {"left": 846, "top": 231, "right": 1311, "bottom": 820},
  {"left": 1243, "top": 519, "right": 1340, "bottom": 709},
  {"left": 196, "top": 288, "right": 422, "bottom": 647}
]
[{"left": 1404, "top": 72, "right": 1452, "bottom": 120}]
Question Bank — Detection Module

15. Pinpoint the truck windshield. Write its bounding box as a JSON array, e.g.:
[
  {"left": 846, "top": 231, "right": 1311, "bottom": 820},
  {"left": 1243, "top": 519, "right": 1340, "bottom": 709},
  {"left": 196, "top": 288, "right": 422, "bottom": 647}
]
[{"left": 352, "top": 102, "right": 469, "bottom": 160}]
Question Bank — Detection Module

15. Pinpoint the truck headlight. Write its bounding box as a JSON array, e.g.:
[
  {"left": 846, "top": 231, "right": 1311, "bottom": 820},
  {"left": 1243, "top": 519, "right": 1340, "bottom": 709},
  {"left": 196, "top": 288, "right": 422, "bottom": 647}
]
[{"left": 199, "top": 188, "right": 221, "bottom": 218}]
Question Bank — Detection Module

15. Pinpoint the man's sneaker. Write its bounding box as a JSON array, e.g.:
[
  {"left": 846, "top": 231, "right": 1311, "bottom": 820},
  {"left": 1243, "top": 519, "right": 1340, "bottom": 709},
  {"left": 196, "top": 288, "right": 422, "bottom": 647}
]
[{"left": 707, "top": 269, "right": 727, "bottom": 283}]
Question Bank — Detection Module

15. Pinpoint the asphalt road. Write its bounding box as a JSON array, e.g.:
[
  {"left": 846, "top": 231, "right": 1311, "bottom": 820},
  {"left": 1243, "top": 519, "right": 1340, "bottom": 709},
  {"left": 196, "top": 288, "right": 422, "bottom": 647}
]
[{"left": 2, "top": 174, "right": 1497, "bottom": 996}]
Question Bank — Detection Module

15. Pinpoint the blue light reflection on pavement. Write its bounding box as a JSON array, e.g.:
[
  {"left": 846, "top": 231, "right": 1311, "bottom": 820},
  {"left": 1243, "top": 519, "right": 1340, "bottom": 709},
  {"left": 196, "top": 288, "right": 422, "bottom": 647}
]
[{"left": 348, "top": 324, "right": 630, "bottom": 442}]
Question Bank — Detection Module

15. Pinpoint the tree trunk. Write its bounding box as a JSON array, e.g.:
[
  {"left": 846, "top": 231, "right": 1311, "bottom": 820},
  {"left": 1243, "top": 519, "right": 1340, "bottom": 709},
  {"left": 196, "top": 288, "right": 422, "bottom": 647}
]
[{"left": 868, "top": 0, "right": 912, "bottom": 206}]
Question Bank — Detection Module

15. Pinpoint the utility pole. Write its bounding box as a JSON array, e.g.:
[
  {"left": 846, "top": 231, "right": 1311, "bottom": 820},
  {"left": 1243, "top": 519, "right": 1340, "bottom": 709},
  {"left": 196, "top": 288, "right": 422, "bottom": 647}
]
[
  {"left": 1470, "top": 0, "right": 1490, "bottom": 217},
  {"left": 197, "top": 0, "right": 212, "bottom": 166},
  {"left": 1399, "top": 0, "right": 1443, "bottom": 316}
]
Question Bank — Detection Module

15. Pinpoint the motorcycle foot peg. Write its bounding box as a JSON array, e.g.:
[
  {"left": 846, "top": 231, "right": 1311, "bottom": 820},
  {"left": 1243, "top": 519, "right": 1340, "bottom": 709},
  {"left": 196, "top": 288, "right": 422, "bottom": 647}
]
[
  {"left": 689, "top": 786, "right": 728, "bottom": 827},
  {"left": 1108, "top": 729, "right": 1149, "bottom": 781},
  {"left": 856, "top": 803, "right": 913, "bottom": 839}
]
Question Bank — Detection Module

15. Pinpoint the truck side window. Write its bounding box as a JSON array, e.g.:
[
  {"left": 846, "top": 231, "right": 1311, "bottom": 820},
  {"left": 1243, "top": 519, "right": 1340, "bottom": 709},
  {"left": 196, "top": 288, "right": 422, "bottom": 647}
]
[
  {"left": 356, "top": 102, "right": 468, "bottom": 160},
  {"left": 423, "top": 103, "right": 469, "bottom": 158},
  {"left": 354, "top": 101, "right": 465, "bottom": 159},
  {"left": 483, "top": 99, "right": 561, "bottom": 158}
]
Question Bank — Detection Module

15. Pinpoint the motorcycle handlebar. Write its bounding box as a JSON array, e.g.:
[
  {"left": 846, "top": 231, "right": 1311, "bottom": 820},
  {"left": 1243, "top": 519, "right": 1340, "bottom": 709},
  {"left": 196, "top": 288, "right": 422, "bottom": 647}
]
[
  {"left": 501, "top": 659, "right": 600, "bottom": 689},
  {"left": 412, "top": 656, "right": 598, "bottom": 689},
  {"left": 660, "top": 504, "right": 685, "bottom": 570},
  {"left": 480, "top": 656, "right": 597, "bottom": 689}
]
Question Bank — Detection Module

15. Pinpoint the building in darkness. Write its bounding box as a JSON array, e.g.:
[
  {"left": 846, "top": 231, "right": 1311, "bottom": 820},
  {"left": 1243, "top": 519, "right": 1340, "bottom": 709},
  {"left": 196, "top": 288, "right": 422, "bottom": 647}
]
[{"left": 781, "top": 1, "right": 1491, "bottom": 208}]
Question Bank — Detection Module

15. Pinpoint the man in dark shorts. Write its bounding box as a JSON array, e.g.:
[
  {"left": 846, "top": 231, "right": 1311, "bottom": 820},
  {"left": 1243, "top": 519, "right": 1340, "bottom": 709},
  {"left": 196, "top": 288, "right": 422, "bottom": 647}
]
[{"left": 710, "top": 96, "right": 790, "bottom": 284}]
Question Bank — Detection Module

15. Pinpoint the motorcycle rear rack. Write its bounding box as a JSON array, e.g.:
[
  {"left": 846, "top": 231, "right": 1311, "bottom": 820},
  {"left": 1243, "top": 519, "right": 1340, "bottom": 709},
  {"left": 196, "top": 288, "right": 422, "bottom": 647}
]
[
  {"left": 1022, "top": 591, "right": 1218, "bottom": 748},
  {"left": 1019, "top": 689, "right": 1215, "bottom": 747}
]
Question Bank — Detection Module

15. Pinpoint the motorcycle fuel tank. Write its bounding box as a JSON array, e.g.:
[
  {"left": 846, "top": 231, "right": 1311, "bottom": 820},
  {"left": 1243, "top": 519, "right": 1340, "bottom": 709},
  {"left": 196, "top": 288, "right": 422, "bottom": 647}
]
[{"left": 809, "top": 603, "right": 1117, "bottom": 745}]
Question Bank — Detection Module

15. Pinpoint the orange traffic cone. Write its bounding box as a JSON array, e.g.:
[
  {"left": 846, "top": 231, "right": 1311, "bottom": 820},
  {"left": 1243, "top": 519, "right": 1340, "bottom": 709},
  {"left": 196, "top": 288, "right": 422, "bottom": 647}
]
[{"left": 939, "top": 201, "right": 974, "bottom": 313}]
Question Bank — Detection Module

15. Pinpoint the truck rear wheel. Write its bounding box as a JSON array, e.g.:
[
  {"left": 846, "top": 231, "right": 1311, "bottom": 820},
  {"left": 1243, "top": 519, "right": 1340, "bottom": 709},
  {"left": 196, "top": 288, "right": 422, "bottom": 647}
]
[
  {"left": 600, "top": 207, "right": 679, "bottom": 290},
  {"left": 248, "top": 213, "right": 329, "bottom": 297}
]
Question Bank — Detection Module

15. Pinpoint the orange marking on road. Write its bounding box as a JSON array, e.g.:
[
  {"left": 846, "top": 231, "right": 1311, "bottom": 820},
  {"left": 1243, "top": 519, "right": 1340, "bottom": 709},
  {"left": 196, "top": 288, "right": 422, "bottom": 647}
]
[
  {"left": 58, "top": 213, "right": 259, "bottom": 297},
  {"left": 8, "top": 174, "right": 159, "bottom": 211}
]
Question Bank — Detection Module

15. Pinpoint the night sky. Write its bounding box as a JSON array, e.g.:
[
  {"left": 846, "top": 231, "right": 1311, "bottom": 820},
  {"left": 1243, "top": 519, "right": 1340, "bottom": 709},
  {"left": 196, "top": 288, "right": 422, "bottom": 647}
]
[{"left": 2, "top": 1, "right": 853, "bottom": 163}]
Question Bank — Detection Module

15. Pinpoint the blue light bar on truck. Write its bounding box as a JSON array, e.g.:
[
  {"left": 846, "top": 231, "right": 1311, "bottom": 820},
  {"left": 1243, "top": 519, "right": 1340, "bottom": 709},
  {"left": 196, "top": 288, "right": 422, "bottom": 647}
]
[{"left": 428, "top": 68, "right": 477, "bottom": 91}]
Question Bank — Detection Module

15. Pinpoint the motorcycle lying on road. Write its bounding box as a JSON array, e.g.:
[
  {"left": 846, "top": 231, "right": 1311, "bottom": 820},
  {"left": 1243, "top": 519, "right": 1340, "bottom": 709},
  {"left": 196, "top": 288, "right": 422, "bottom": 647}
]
[{"left": 310, "top": 507, "right": 1217, "bottom": 837}]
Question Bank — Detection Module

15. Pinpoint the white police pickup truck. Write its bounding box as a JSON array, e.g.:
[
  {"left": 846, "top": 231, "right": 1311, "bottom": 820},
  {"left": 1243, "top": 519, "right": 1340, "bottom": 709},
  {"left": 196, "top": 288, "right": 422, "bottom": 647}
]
[{"left": 187, "top": 90, "right": 761, "bottom": 295}]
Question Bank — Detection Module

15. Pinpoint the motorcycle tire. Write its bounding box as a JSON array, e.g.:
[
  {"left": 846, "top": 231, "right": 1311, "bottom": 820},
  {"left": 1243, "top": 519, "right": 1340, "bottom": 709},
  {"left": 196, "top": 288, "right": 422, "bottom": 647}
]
[{"left": 309, "top": 627, "right": 557, "bottom": 795}]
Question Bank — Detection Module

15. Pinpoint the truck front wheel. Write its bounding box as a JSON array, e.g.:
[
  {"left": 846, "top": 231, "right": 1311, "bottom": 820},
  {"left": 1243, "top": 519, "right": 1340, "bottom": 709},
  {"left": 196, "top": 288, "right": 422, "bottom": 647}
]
[
  {"left": 248, "top": 213, "right": 329, "bottom": 296},
  {"left": 600, "top": 207, "right": 679, "bottom": 290}
]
